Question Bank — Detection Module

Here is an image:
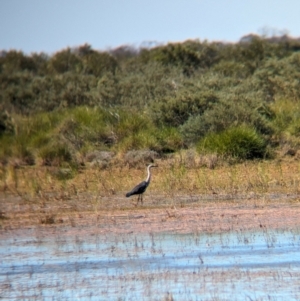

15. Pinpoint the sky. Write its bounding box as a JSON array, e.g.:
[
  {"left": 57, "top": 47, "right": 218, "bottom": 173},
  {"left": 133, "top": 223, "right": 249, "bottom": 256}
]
[{"left": 1, "top": 0, "right": 300, "bottom": 54}]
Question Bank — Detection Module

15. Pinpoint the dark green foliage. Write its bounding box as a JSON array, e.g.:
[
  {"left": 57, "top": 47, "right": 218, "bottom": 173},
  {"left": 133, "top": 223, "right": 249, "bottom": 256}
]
[
  {"left": 150, "top": 88, "right": 218, "bottom": 127},
  {"left": 235, "top": 37, "right": 266, "bottom": 73},
  {"left": 2, "top": 35, "right": 300, "bottom": 165},
  {"left": 82, "top": 51, "right": 118, "bottom": 77},
  {"left": 0, "top": 72, "right": 99, "bottom": 114},
  {"left": 255, "top": 52, "right": 300, "bottom": 100},
  {"left": 48, "top": 48, "right": 82, "bottom": 74},
  {"left": 0, "top": 110, "right": 14, "bottom": 135},
  {"left": 0, "top": 50, "right": 38, "bottom": 73},
  {"left": 179, "top": 76, "right": 274, "bottom": 144},
  {"left": 197, "top": 125, "right": 268, "bottom": 159},
  {"left": 96, "top": 72, "right": 120, "bottom": 106},
  {"left": 150, "top": 43, "right": 202, "bottom": 72},
  {"left": 39, "top": 142, "right": 72, "bottom": 166},
  {"left": 142, "top": 41, "right": 220, "bottom": 75}
]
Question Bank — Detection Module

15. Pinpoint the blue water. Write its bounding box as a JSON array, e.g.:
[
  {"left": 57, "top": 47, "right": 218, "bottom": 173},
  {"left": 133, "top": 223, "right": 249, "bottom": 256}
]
[{"left": 1, "top": 227, "right": 300, "bottom": 300}]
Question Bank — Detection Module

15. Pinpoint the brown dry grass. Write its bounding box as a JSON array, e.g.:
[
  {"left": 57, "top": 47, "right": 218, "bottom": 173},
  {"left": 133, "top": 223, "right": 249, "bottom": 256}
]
[{"left": 1, "top": 156, "right": 300, "bottom": 233}]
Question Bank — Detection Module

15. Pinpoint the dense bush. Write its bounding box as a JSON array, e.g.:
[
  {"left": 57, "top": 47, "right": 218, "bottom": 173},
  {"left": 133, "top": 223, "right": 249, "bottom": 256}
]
[
  {"left": 150, "top": 87, "right": 218, "bottom": 127},
  {"left": 143, "top": 41, "right": 219, "bottom": 74},
  {"left": 197, "top": 125, "right": 268, "bottom": 159}
]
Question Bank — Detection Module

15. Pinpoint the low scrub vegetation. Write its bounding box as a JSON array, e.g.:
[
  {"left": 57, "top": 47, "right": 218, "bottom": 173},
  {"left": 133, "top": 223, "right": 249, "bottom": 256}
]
[{"left": 1, "top": 35, "right": 300, "bottom": 171}]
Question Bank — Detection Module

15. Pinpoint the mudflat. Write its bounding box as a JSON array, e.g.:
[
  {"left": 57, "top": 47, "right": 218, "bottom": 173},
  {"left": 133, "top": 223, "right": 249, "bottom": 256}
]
[{"left": 1, "top": 192, "right": 300, "bottom": 236}]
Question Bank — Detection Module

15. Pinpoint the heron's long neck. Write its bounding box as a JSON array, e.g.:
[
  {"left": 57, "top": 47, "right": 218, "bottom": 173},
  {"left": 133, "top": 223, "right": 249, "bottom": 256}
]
[{"left": 145, "top": 166, "right": 151, "bottom": 183}]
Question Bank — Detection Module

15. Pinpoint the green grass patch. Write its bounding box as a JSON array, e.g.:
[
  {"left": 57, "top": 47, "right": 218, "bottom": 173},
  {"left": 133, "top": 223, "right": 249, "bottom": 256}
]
[
  {"left": 270, "top": 98, "right": 300, "bottom": 136},
  {"left": 197, "top": 125, "right": 268, "bottom": 160},
  {"left": 0, "top": 106, "right": 184, "bottom": 167}
]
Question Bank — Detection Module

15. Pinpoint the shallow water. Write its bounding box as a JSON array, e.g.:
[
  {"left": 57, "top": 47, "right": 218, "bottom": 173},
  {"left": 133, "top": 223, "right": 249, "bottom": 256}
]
[{"left": 1, "top": 226, "right": 300, "bottom": 300}]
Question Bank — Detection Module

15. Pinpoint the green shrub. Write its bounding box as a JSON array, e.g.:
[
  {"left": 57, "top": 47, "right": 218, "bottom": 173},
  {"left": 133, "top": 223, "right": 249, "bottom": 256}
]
[
  {"left": 0, "top": 50, "right": 38, "bottom": 73},
  {"left": 144, "top": 41, "right": 220, "bottom": 74},
  {"left": 117, "top": 132, "right": 155, "bottom": 152},
  {"left": 0, "top": 134, "right": 35, "bottom": 165},
  {"left": 180, "top": 76, "right": 273, "bottom": 144},
  {"left": 268, "top": 98, "right": 300, "bottom": 147},
  {"left": 48, "top": 48, "right": 82, "bottom": 74},
  {"left": 82, "top": 51, "right": 118, "bottom": 77},
  {"left": 116, "top": 128, "right": 183, "bottom": 154},
  {"left": 150, "top": 89, "right": 218, "bottom": 127},
  {"left": 116, "top": 63, "right": 180, "bottom": 107},
  {"left": 197, "top": 125, "right": 267, "bottom": 160},
  {"left": 155, "top": 127, "right": 184, "bottom": 153},
  {"left": 52, "top": 168, "right": 75, "bottom": 181},
  {"left": 255, "top": 53, "right": 300, "bottom": 100},
  {"left": 0, "top": 111, "right": 15, "bottom": 135},
  {"left": 212, "top": 60, "right": 250, "bottom": 78},
  {"left": 39, "top": 141, "right": 73, "bottom": 166}
]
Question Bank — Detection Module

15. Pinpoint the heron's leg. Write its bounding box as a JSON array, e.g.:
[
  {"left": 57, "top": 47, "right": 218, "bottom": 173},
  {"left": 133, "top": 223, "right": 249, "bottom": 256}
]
[
  {"left": 135, "top": 195, "right": 140, "bottom": 207},
  {"left": 141, "top": 194, "right": 143, "bottom": 204}
]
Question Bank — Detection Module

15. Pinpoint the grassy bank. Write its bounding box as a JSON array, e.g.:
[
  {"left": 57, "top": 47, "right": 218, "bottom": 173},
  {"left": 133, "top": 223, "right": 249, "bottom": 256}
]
[
  {"left": 1, "top": 154, "right": 300, "bottom": 230},
  {"left": 2, "top": 154, "right": 300, "bottom": 203}
]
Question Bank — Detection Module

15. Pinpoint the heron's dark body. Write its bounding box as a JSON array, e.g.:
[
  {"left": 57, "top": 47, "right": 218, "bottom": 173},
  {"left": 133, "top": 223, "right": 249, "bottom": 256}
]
[{"left": 126, "top": 181, "right": 149, "bottom": 197}]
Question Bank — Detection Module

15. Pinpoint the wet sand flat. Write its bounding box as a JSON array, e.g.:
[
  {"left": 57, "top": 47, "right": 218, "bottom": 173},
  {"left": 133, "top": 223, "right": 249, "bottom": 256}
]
[{"left": 1, "top": 192, "right": 300, "bottom": 235}]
